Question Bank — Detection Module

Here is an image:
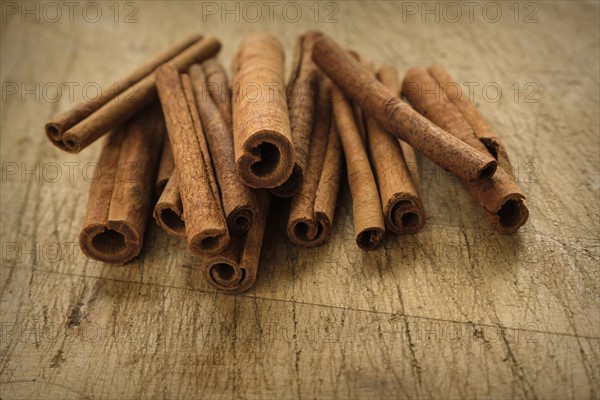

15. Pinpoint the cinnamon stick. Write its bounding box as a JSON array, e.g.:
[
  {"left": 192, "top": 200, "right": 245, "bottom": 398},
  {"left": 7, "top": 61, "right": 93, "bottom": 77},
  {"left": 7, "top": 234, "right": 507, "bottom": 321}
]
[
  {"left": 332, "top": 84, "right": 385, "bottom": 250},
  {"left": 79, "top": 103, "right": 164, "bottom": 264},
  {"left": 153, "top": 138, "right": 186, "bottom": 237},
  {"left": 231, "top": 32, "right": 295, "bottom": 188},
  {"left": 352, "top": 101, "right": 368, "bottom": 146},
  {"left": 311, "top": 32, "right": 497, "bottom": 181},
  {"left": 154, "top": 172, "right": 186, "bottom": 237},
  {"left": 203, "top": 190, "right": 271, "bottom": 294},
  {"left": 46, "top": 33, "right": 202, "bottom": 151},
  {"left": 403, "top": 65, "right": 528, "bottom": 233},
  {"left": 271, "top": 32, "right": 319, "bottom": 197},
  {"left": 155, "top": 64, "right": 229, "bottom": 255},
  {"left": 52, "top": 36, "right": 221, "bottom": 153},
  {"left": 287, "top": 76, "right": 343, "bottom": 247},
  {"left": 189, "top": 64, "right": 258, "bottom": 236},
  {"left": 347, "top": 50, "right": 368, "bottom": 145},
  {"left": 155, "top": 138, "right": 175, "bottom": 195},
  {"left": 366, "top": 65, "right": 426, "bottom": 234},
  {"left": 153, "top": 58, "right": 232, "bottom": 238},
  {"left": 202, "top": 58, "right": 232, "bottom": 130}
]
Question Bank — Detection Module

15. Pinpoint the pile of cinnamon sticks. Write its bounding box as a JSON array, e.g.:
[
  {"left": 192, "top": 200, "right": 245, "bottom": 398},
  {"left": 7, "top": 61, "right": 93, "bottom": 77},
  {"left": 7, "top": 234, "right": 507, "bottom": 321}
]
[{"left": 46, "top": 31, "right": 528, "bottom": 293}]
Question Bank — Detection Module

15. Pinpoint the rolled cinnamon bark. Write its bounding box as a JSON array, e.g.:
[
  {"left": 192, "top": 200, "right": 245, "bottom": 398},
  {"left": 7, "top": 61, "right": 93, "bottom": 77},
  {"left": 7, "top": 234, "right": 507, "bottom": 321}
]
[
  {"left": 231, "top": 32, "right": 295, "bottom": 188},
  {"left": 156, "top": 65, "right": 229, "bottom": 255},
  {"left": 311, "top": 32, "right": 497, "bottom": 181},
  {"left": 153, "top": 138, "right": 186, "bottom": 237},
  {"left": 348, "top": 51, "right": 369, "bottom": 145},
  {"left": 271, "top": 32, "right": 319, "bottom": 197},
  {"left": 202, "top": 58, "right": 232, "bottom": 130},
  {"left": 352, "top": 105, "right": 367, "bottom": 145},
  {"left": 46, "top": 33, "right": 202, "bottom": 151},
  {"left": 287, "top": 76, "right": 343, "bottom": 247},
  {"left": 203, "top": 190, "right": 271, "bottom": 294},
  {"left": 155, "top": 138, "right": 175, "bottom": 195},
  {"left": 54, "top": 36, "right": 221, "bottom": 153},
  {"left": 154, "top": 172, "right": 186, "bottom": 237},
  {"left": 189, "top": 65, "right": 258, "bottom": 236},
  {"left": 403, "top": 65, "right": 528, "bottom": 233},
  {"left": 79, "top": 103, "right": 164, "bottom": 264},
  {"left": 366, "top": 65, "right": 425, "bottom": 234},
  {"left": 332, "top": 84, "right": 385, "bottom": 251}
]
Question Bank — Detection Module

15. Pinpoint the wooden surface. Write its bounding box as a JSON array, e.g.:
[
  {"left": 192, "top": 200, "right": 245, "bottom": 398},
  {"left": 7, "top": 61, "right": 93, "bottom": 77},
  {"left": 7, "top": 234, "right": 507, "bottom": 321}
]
[{"left": 1, "top": 1, "right": 599, "bottom": 399}]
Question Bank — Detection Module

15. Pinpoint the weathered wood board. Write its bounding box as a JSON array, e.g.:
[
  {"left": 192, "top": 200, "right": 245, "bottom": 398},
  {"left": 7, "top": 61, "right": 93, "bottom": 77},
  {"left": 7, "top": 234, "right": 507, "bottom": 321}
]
[{"left": 1, "top": 1, "right": 598, "bottom": 398}]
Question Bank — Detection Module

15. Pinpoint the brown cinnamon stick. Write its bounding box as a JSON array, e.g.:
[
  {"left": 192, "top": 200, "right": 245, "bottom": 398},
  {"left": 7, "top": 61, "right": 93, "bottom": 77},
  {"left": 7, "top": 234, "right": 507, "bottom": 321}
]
[
  {"left": 202, "top": 58, "right": 233, "bottom": 130},
  {"left": 155, "top": 139, "right": 175, "bottom": 195},
  {"left": 287, "top": 76, "right": 343, "bottom": 247},
  {"left": 153, "top": 58, "right": 231, "bottom": 238},
  {"left": 366, "top": 65, "right": 426, "bottom": 234},
  {"left": 52, "top": 36, "right": 221, "bottom": 153},
  {"left": 189, "top": 64, "right": 258, "bottom": 236},
  {"left": 156, "top": 64, "right": 229, "bottom": 254},
  {"left": 311, "top": 32, "right": 497, "bottom": 181},
  {"left": 154, "top": 172, "right": 186, "bottom": 237},
  {"left": 153, "top": 138, "right": 186, "bottom": 237},
  {"left": 79, "top": 103, "right": 164, "bottom": 264},
  {"left": 348, "top": 50, "right": 368, "bottom": 145},
  {"left": 231, "top": 32, "right": 295, "bottom": 188},
  {"left": 46, "top": 33, "right": 202, "bottom": 151},
  {"left": 203, "top": 190, "right": 271, "bottom": 294},
  {"left": 332, "top": 84, "right": 385, "bottom": 250},
  {"left": 352, "top": 101, "right": 368, "bottom": 146},
  {"left": 403, "top": 65, "right": 528, "bottom": 233},
  {"left": 271, "top": 32, "right": 319, "bottom": 197}
]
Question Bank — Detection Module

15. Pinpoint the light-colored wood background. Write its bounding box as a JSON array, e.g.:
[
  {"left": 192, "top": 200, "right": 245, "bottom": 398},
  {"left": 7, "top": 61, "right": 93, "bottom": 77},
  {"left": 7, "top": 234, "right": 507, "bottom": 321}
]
[{"left": 1, "top": 1, "right": 599, "bottom": 399}]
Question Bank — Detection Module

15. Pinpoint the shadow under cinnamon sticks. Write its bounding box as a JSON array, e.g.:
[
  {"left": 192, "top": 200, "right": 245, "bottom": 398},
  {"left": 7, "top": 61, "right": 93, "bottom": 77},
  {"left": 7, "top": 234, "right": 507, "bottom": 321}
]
[{"left": 402, "top": 65, "right": 528, "bottom": 233}]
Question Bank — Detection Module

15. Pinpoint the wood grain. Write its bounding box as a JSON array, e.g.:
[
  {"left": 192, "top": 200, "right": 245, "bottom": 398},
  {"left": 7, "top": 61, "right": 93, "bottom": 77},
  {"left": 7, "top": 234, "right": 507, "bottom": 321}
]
[{"left": 1, "top": 1, "right": 598, "bottom": 399}]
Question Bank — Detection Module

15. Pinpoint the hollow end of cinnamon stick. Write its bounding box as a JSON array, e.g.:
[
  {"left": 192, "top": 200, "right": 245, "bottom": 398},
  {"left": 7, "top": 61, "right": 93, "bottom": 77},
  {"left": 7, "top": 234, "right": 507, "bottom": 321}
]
[
  {"left": 236, "top": 132, "right": 295, "bottom": 188},
  {"left": 233, "top": 32, "right": 294, "bottom": 189},
  {"left": 154, "top": 203, "right": 186, "bottom": 237},
  {"left": 287, "top": 212, "right": 332, "bottom": 247},
  {"left": 203, "top": 190, "right": 270, "bottom": 293},
  {"left": 44, "top": 122, "right": 63, "bottom": 145},
  {"left": 204, "top": 255, "right": 254, "bottom": 294},
  {"left": 79, "top": 221, "right": 141, "bottom": 264},
  {"left": 387, "top": 195, "right": 426, "bottom": 234},
  {"left": 189, "top": 229, "right": 230, "bottom": 256},
  {"left": 227, "top": 207, "right": 254, "bottom": 236},
  {"left": 45, "top": 122, "right": 66, "bottom": 146},
  {"left": 356, "top": 228, "right": 385, "bottom": 251},
  {"left": 60, "top": 131, "right": 84, "bottom": 153},
  {"left": 487, "top": 195, "right": 529, "bottom": 233}
]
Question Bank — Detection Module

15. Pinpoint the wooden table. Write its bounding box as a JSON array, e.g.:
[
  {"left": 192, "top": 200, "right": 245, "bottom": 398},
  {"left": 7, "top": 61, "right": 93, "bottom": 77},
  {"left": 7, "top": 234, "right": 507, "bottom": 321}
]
[{"left": 1, "top": 1, "right": 598, "bottom": 398}]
